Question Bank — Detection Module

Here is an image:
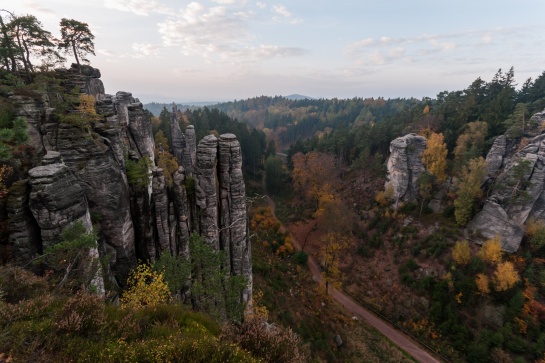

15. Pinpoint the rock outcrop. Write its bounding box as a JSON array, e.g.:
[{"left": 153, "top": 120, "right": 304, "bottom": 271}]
[
  {"left": 7, "top": 64, "right": 251, "bottom": 308},
  {"left": 385, "top": 134, "right": 427, "bottom": 206},
  {"left": 468, "top": 110, "right": 545, "bottom": 252},
  {"left": 28, "top": 153, "right": 91, "bottom": 248}
]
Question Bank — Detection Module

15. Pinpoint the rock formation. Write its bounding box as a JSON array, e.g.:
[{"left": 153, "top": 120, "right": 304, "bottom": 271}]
[
  {"left": 468, "top": 110, "right": 545, "bottom": 252},
  {"left": 183, "top": 125, "right": 197, "bottom": 175},
  {"left": 27, "top": 151, "right": 105, "bottom": 292},
  {"left": 6, "top": 63, "right": 251, "bottom": 308},
  {"left": 385, "top": 133, "right": 427, "bottom": 206},
  {"left": 218, "top": 134, "right": 252, "bottom": 303},
  {"left": 170, "top": 103, "right": 186, "bottom": 164},
  {"left": 195, "top": 135, "right": 220, "bottom": 249}
]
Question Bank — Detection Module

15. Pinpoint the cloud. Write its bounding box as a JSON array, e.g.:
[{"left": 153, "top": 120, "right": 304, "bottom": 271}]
[
  {"left": 158, "top": 3, "right": 253, "bottom": 52},
  {"left": 21, "top": 1, "right": 55, "bottom": 15},
  {"left": 344, "top": 27, "right": 528, "bottom": 67},
  {"left": 154, "top": 1, "right": 305, "bottom": 64},
  {"left": 132, "top": 43, "right": 163, "bottom": 58},
  {"left": 103, "top": 0, "right": 172, "bottom": 16},
  {"left": 271, "top": 4, "right": 301, "bottom": 24},
  {"left": 212, "top": 0, "right": 248, "bottom": 4},
  {"left": 226, "top": 44, "right": 307, "bottom": 62},
  {"left": 256, "top": 2, "right": 266, "bottom": 9}
]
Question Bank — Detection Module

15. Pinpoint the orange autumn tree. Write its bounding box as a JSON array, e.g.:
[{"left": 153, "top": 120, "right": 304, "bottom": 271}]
[
  {"left": 422, "top": 132, "right": 448, "bottom": 184},
  {"left": 475, "top": 273, "right": 490, "bottom": 295},
  {"left": 291, "top": 151, "right": 337, "bottom": 210}
]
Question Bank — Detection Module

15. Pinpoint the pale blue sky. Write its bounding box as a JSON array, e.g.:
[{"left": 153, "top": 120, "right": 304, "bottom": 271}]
[{"left": 8, "top": 0, "right": 545, "bottom": 102}]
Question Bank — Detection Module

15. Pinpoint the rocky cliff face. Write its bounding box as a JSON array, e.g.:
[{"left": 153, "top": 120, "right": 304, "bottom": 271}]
[
  {"left": 385, "top": 133, "right": 427, "bottom": 206},
  {"left": 6, "top": 64, "right": 251, "bottom": 306},
  {"left": 468, "top": 110, "right": 545, "bottom": 252}
]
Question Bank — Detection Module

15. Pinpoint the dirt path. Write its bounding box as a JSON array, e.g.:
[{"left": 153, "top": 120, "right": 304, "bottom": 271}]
[{"left": 265, "top": 195, "right": 441, "bottom": 363}]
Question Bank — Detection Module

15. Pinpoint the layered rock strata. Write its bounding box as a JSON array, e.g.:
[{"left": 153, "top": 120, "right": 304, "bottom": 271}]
[
  {"left": 385, "top": 133, "right": 427, "bottom": 206},
  {"left": 8, "top": 63, "right": 251, "bottom": 307},
  {"left": 468, "top": 110, "right": 545, "bottom": 252}
]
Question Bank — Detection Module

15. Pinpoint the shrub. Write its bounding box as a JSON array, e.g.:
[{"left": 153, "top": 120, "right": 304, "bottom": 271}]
[
  {"left": 54, "top": 291, "right": 105, "bottom": 336},
  {"left": 121, "top": 264, "right": 171, "bottom": 309},
  {"left": 223, "top": 316, "right": 310, "bottom": 363},
  {"left": 0, "top": 265, "right": 49, "bottom": 303},
  {"left": 126, "top": 157, "right": 152, "bottom": 190},
  {"left": 293, "top": 251, "right": 308, "bottom": 265}
]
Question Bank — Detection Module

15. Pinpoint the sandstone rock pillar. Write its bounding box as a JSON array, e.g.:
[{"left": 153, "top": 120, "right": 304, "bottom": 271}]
[
  {"left": 218, "top": 134, "right": 252, "bottom": 303},
  {"left": 195, "top": 135, "right": 219, "bottom": 249}
]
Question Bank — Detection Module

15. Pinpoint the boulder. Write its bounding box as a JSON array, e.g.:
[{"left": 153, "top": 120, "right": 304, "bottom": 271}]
[{"left": 467, "top": 200, "right": 523, "bottom": 253}]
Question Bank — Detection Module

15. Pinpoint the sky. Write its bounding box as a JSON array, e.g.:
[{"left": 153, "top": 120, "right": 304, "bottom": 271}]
[{"left": 7, "top": 0, "right": 545, "bottom": 103}]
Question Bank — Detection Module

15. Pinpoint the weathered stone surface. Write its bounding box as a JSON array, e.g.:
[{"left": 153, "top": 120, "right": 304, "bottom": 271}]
[
  {"left": 28, "top": 160, "right": 90, "bottom": 248},
  {"left": 218, "top": 134, "right": 252, "bottom": 303},
  {"left": 486, "top": 135, "right": 507, "bottom": 177},
  {"left": 127, "top": 101, "right": 155, "bottom": 161},
  {"left": 28, "top": 155, "right": 104, "bottom": 293},
  {"left": 152, "top": 167, "right": 172, "bottom": 258},
  {"left": 385, "top": 134, "right": 427, "bottom": 206},
  {"left": 468, "top": 116, "right": 545, "bottom": 252},
  {"left": 172, "top": 167, "right": 190, "bottom": 258},
  {"left": 195, "top": 135, "right": 219, "bottom": 249},
  {"left": 55, "top": 64, "right": 105, "bottom": 101},
  {"left": 10, "top": 95, "right": 46, "bottom": 155},
  {"left": 170, "top": 103, "right": 185, "bottom": 164},
  {"left": 183, "top": 125, "right": 197, "bottom": 175},
  {"left": 467, "top": 200, "right": 523, "bottom": 253},
  {"left": 7, "top": 180, "right": 40, "bottom": 266},
  {"left": 56, "top": 123, "right": 135, "bottom": 280}
]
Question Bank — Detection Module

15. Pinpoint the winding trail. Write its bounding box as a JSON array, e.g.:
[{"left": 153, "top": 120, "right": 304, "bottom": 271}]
[{"left": 265, "top": 195, "right": 441, "bottom": 363}]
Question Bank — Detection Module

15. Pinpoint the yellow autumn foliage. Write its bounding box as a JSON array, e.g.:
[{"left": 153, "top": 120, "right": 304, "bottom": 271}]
[
  {"left": 121, "top": 264, "right": 171, "bottom": 309},
  {"left": 478, "top": 235, "right": 502, "bottom": 265},
  {"left": 452, "top": 240, "right": 471, "bottom": 265},
  {"left": 475, "top": 273, "right": 490, "bottom": 295},
  {"left": 422, "top": 132, "right": 448, "bottom": 184},
  {"left": 493, "top": 261, "right": 520, "bottom": 292}
]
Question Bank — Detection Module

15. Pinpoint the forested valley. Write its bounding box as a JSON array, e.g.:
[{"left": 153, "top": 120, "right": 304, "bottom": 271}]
[
  {"left": 148, "top": 67, "right": 545, "bottom": 362},
  {"left": 3, "top": 6, "right": 545, "bottom": 362}
]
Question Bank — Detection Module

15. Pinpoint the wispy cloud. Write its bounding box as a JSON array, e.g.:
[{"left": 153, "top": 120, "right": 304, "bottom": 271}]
[
  {"left": 271, "top": 4, "right": 301, "bottom": 24},
  {"left": 158, "top": 3, "right": 253, "bottom": 52},
  {"left": 345, "top": 27, "right": 528, "bottom": 67},
  {"left": 153, "top": 2, "right": 305, "bottom": 64},
  {"left": 103, "top": 0, "right": 172, "bottom": 16}
]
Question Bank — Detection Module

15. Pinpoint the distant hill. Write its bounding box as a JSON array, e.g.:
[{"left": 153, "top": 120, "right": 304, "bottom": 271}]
[{"left": 285, "top": 94, "right": 314, "bottom": 100}]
